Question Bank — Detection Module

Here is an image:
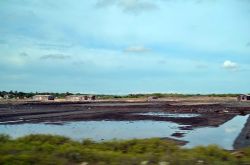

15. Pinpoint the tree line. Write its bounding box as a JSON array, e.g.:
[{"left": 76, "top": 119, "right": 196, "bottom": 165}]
[
  {"left": 0, "top": 91, "right": 74, "bottom": 99},
  {"left": 0, "top": 91, "right": 243, "bottom": 99}
]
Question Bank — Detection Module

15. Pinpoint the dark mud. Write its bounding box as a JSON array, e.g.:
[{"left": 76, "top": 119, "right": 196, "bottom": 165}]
[
  {"left": 171, "top": 132, "right": 186, "bottom": 138},
  {"left": 0, "top": 101, "right": 249, "bottom": 129},
  {"left": 234, "top": 116, "right": 250, "bottom": 149},
  {"left": 1, "top": 100, "right": 250, "bottom": 149}
]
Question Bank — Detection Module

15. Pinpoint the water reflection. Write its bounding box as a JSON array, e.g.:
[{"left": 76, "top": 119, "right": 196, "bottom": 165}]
[
  {"left": 0, "top": 120, "right": 183, "bottom": 141},
  {"left": 135, "top": 112, "right": 200, "bottom": 118},
  {"left": 182, "top": 115, "right": 249, "bottom": 149},
  {"left": 0, "top": 115, "right": 248, "bottom": 149}
]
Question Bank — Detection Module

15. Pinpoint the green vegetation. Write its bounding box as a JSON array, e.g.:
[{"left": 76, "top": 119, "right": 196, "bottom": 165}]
[
  {"left": 0, "top": 91, "right": 74, "bottom": 99},
  {"left": 0, "top": 134, "right": 250, "bottom": 165}
]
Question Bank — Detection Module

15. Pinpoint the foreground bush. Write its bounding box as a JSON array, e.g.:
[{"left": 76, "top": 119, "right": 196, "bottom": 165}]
[{"left": 0, "top": 134, "right": 250, "bottom": 165}]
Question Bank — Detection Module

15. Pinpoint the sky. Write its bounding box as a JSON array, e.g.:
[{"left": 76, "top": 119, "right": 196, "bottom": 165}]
[{"left": 0, "top": 0, "right": 250, "bottom": 94}]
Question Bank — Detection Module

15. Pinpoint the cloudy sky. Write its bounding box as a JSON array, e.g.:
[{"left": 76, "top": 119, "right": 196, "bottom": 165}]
[{"left": 0, "top": 0, "right": 250, "bottom": 94}]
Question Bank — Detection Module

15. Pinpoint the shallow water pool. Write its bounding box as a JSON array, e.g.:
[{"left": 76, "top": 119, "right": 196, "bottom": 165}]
[{"left": 0, "top": 115, "right": 248, "bottom": 149}]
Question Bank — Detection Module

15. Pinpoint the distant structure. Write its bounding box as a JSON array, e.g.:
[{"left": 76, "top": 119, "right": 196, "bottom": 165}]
[
  {"left": 88, "top": 95, "right": 96, "bottom": 100},
  {"left": 3, "top": 95, "right": 9, "bottom": 99},
  {"left": 147, "top": 96, "right": 158, "bottom": 101},
  {"left": 238, "top": 94, "right": 250, "bottom": 102},
  {"left": 33, "top": 95, "right": 55, "bottom": 101},
  {"left": 65, "top": 95, "right": 96, "bottom": 101},
  {"left": 3, "top": 94, "right": 14, "bottom": 99}
]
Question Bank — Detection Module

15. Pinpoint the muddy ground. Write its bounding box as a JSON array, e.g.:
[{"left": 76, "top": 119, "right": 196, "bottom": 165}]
[
  {"left": 0, "top": 99, "right": 250, "bottom": 129},
  {"left": 1, "top": 98, "right": 250, "bottom": 148}
]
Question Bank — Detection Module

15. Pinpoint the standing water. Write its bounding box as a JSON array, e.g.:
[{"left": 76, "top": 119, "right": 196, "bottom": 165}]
[
  {"left": 0, "top": 115, "right": 248, "bottom": 149},
  {"left": 182, "top": 115, "right": 249, "bottom": 149}
]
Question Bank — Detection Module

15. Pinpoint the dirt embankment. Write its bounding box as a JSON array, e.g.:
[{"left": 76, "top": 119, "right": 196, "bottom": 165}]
[{"left": 234, "top": 116, "right": 250, "bottom": 149}]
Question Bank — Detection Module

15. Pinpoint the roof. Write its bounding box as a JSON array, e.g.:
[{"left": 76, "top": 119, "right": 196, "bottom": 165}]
[
  {"left": 66, "top": 95, "right": 95, "bottom": 97},
  {"left": 239, "top": 94, "right": 250, "bottom": 96},
  {"left": 66, "top": 95, "right": 86, "bottom": 97}
]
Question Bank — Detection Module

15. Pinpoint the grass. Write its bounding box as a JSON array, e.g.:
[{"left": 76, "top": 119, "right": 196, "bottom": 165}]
[{"left": 1, "top": 134, "right": 250, "bottom": 165}]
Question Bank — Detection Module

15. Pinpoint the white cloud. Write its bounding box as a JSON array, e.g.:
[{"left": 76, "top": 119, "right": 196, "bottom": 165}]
[
  {"left": 96, "top": 0, "right": 158, "bottom": 14},
  {"left": 222, "top": 60, "right": 238, "bottom": 70},
  {"left": 120, "top": 0, "right": 158, "bottom": 13},
  {"left": 124, "top": 45, "right": 151, "bottom": 53},
  {"left": 96, "top": 0, "right": 115, "bottom": 7},
  {"left": 40, "top": 54, "right": 71, "bottom": 60}
]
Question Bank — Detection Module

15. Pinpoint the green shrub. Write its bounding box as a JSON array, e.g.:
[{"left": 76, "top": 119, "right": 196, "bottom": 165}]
[{"left": 0, "top": 134, "right": 250, "bottom": 165}]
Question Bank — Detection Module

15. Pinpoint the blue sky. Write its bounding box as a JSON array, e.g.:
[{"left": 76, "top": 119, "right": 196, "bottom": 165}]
[{"left": 0, "top": 0, "right": 250, "bottom": 94}]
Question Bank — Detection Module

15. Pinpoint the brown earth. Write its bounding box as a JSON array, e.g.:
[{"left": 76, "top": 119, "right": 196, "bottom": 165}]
[{"left": 0, "top": 98, "right": 250, "bottom": 129}]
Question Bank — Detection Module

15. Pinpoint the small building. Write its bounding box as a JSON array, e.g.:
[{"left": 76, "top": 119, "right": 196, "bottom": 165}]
[
  {"left": 238, "top": 94, "right": 250, "bottom": 102},
  {"left": 147, "top": 96, "right": 158, "bottom": 101},
  {"left": 65, "top": 95, "right": 87, "bottom": 101},
  {"left": 88, "top": 95, "right": 96, "bottom": 101},
  {"left": 33, "top": 95, "right": 55, "bottom": 101},
  {"left": 3, "top": 94, "right": 14, "bottom": 99},
  {"left": 65, "top": 95, "right": 96, "bottom": 101}
]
